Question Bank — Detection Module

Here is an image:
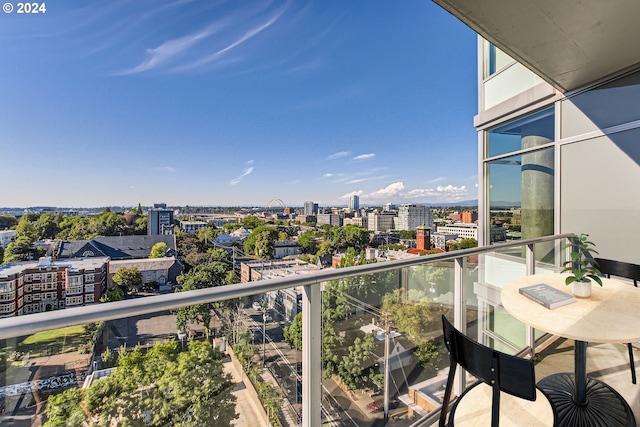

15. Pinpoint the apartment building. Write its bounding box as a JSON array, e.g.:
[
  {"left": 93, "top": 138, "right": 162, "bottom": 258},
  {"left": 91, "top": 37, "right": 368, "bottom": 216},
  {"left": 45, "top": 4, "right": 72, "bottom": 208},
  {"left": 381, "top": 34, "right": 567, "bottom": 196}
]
[
  {"left": 317, "top": 213, "right": 342, "bottom": 227},
  {"left": 367, "top": 211, "right": 396, "bottom": 232},
  {"left": 343, "top": 215, "right": 368, "bottom": 229},
  {"left": 396, "top": 204, "right": 433, "bottom": 231},
  {"left": 435, "top": 0, "right": 640, "bottom": 263},
  {"left": 0, "top": 230, "right": 16, "bottom": 249},
  {"left": 0, "top": 256, "right": 108, "bottom": 318},
  {"left": 240, "top": 259, "right": 321, "bottom": 321},
  {"left": 180, "top": 221, "right": 209, "bottom": 234}
]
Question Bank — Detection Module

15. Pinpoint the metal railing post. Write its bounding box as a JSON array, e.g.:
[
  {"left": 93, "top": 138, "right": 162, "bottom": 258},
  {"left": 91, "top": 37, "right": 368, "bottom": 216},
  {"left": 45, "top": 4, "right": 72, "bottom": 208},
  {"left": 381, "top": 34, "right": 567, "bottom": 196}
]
[
  {"left": 453, "top": 256, "right": 465, "bottom": 397},
  {"left": 525, "top": 243, "right": 536, "bottom": 358},
  {"left": 302, "top": 282, "right": 321, "bottom": 427}
]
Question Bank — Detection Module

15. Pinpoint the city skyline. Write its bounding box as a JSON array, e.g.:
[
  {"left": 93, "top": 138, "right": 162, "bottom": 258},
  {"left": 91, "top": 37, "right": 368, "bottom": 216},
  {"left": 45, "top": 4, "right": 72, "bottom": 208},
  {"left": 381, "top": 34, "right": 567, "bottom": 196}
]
[{"left": 1, "top": 0, "right": 478, "bottom": 208}]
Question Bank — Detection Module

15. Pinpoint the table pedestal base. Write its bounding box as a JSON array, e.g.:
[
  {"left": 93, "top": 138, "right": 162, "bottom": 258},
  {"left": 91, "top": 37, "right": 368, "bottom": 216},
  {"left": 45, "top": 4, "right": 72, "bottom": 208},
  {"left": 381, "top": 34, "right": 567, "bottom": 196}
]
[{"left": 538, "top": 373, "right": 635, "bottom": 427}]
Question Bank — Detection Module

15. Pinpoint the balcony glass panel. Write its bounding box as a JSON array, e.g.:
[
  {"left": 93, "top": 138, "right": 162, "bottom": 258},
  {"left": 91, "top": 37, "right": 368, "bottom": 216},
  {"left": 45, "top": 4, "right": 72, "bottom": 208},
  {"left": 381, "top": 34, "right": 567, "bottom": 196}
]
[{"left": 0, "top": 235, "right": 587, "bottom": 427}]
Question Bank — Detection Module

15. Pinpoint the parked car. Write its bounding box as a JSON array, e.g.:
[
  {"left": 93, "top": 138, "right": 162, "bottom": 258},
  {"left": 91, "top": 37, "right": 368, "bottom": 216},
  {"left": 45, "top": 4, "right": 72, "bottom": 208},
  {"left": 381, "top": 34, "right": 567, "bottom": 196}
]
[{"left": 252, "top": 301, "right": 263, "bottom": 311}]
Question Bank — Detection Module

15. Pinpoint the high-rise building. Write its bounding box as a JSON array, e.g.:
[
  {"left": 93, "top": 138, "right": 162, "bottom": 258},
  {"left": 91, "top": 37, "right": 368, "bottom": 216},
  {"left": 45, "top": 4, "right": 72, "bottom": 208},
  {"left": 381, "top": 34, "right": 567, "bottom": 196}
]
[
  {"left": 461, "top": 211, "right": 478, "bottom": 224},
  {"left": 434, "top": 0, "right": 640, "bottom": 261},
  {"left": 148, "top": 203, "right": 174, "bottom": 235},
  {"left": 383, "top": 203, "right": 395, "bottom": 212},
  {"left": 303, "top": 201, "right": 318, "bottom": 216},
  {"left": 367, "top": 211, "right": 396, "bottom": 232},
  {"left": 396, "top": 204, "right": 433, "bottom": 231},
  {"left": 348, "top": 195, "right": 360, "bottom": 211}
]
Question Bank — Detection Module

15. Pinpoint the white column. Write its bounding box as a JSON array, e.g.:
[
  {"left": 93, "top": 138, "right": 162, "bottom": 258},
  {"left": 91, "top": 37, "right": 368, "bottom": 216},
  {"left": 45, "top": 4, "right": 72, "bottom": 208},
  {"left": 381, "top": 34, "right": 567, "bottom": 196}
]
[{"left": 302, "top": 283, "right": 321, "bottom": 427}]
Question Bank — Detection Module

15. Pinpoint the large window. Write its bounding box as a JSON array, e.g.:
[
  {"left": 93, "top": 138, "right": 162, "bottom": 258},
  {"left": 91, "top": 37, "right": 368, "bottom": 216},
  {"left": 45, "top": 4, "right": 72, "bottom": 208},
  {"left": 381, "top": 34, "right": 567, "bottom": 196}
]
[
  {"left": 484, "top": 108, "right": 555, "bottom": 243},
  {"left": 485, "top": 44, "right": 514, "bottom": 77}
]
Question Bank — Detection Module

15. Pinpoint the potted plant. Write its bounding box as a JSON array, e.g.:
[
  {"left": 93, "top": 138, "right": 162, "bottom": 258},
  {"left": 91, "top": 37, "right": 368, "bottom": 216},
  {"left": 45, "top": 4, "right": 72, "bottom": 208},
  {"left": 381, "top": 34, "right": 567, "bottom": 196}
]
[{"left": 561, "top": 234, "right": 603, "bottom": 297}]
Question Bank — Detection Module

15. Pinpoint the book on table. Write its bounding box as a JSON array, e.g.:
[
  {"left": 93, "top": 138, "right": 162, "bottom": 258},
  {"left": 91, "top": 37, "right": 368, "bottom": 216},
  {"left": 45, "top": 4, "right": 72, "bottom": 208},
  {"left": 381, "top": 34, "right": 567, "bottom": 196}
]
[{"left": 518, "top": 283, "right": 576, "bottom": 309}]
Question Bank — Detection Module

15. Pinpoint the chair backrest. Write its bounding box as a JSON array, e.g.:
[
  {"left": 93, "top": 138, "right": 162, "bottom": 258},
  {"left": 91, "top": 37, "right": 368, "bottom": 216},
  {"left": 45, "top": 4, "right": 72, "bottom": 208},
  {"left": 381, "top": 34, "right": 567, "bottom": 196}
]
[
  {"left": 595, "top": 258, "right": 640, "bottom": 287},
  {"left": 440, "top": 315, "right": 538, "bottom": 427}
]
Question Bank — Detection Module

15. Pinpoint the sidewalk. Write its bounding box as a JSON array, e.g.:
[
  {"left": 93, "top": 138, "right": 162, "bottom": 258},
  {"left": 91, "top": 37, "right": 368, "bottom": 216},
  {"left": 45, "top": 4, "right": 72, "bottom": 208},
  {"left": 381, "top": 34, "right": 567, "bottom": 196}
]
[{"left": 223, "top": 361, "right": 265, "bottom": 427}]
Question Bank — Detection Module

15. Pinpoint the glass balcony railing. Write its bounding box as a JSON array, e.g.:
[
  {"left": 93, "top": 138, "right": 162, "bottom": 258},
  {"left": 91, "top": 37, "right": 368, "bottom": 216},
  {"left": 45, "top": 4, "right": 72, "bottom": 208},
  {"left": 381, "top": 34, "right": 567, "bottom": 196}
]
[{"left": 0, "top": 234, "right": 575, "bottom": 427}]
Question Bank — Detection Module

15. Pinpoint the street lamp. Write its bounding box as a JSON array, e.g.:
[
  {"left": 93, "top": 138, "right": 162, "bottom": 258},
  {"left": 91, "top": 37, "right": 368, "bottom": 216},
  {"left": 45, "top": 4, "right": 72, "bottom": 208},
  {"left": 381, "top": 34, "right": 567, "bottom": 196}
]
[{"left": 262, "top": 301, "right": 268, "bottom": 367}]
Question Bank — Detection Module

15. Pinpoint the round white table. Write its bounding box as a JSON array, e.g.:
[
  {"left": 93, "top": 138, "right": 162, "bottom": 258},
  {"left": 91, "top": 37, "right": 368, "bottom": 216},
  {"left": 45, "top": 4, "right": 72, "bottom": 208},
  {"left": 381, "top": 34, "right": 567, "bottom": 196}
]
[{"left": 501, "top": 273, "right": 638, "bottom": 427}]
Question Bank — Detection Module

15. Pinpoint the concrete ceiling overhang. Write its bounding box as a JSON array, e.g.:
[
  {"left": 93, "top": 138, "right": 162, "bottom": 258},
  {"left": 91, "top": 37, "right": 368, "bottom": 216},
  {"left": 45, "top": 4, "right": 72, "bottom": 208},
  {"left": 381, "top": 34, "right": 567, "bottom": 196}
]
[{"left": 433, "top": 0, "right": 640, "bottom": 93}]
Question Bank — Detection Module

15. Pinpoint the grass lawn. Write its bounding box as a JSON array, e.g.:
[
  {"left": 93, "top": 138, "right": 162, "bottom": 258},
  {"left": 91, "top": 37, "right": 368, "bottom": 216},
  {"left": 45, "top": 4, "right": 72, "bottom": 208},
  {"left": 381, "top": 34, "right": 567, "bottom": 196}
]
[{"left": 19, "top": 325, "right": 88, "bottom": 357}]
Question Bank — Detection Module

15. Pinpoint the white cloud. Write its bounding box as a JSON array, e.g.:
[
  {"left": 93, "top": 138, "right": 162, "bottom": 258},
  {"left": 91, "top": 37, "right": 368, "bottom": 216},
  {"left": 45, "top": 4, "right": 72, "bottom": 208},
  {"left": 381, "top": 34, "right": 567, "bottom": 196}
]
[
  {"left": 323, "top": 173, "right": 334, "bottom": 178},
  {"left": 230, "top": 160, "right": 255, "bottom": 186},
  {"left": 339, "top": 190, "right": 364, "bottom": 200},
  {"left": 352, "top": 153, "right": 375, "bottom": 160},
  {"left": 118, "top": 22, "right": 226, "bottom": 75},
  {"left": 175, "top": 8, "right": 287, "bottom": 72},
  {"left": 368, "top": 182, "right": 405, "bottom": 199},
  {"left": 326, "top": 151, "right": 351, "bottom": 160},
  {"left": 437, "top": 185, "right": 467, "bottom": 193}
]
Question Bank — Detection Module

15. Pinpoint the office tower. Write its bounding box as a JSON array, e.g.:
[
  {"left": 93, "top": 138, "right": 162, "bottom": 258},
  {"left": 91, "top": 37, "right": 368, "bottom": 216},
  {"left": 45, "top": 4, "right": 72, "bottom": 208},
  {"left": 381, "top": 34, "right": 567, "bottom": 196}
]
[
  {"left": 349, "top": 195, "right": 360, "bottom": 211},
  {"left": 303, "top": 201, "right": 318, "bottom": 216},
  {"left": 148, "top": 204, "right": 174, "bottom": 235}
]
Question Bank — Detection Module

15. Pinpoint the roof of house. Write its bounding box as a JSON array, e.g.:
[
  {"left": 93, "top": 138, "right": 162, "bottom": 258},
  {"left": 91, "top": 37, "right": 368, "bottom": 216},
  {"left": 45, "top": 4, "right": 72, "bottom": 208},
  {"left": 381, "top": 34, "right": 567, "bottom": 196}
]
[{"left": 57, "top": 235, "right": 176, "bottom": 260}]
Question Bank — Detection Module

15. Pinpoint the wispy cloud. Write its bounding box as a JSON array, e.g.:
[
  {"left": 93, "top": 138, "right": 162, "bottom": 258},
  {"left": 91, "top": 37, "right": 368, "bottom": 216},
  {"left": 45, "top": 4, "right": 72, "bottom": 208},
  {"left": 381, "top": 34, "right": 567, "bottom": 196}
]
[
  {"left": 326, "top": 151, "right": 351, "bottom": 160},
  {"left": 427, "top": 176, "right": 446, "bottom": 183},
  {"left": 116, "top": 2, "right": 289, "bottom": 75},
  {"left": 174, "top": 6, "right": 287, "bottom": 73},
  {"left": 353, "top": 153, "right": 375, "bottom": 160},
  {"left": 154, "top": 166, "right": 177, "bottom": 173},
  {"left": 230, "top": 160, "right": 255, "bottom": 186},
  {"left": 117, "top": 22, "right": 227, "bottom": 75}
]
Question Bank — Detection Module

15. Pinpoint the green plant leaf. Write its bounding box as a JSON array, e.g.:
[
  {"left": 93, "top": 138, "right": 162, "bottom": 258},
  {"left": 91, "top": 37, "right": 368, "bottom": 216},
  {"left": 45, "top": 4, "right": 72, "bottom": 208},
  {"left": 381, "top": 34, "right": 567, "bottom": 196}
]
[
  {"left": 588, "top": 275, "right": 603, "bottom": 286},
  {"left": 565, "top": 276, "right": 577, "bottom": 285}
]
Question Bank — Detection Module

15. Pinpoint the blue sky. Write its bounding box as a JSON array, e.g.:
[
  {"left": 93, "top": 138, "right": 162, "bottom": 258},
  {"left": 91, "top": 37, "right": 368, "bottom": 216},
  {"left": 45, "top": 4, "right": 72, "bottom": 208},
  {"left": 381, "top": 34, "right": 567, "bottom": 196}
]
[{"left": 0, "top": 0, "right": 478, "bottom": 208}]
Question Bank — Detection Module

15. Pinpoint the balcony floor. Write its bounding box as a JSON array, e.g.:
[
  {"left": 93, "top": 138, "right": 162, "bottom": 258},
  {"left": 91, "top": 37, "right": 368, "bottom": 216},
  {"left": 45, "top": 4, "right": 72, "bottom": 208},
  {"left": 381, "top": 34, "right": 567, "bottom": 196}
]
[{"left": 535, "top": 337, "right": 640, "bottom": 423}]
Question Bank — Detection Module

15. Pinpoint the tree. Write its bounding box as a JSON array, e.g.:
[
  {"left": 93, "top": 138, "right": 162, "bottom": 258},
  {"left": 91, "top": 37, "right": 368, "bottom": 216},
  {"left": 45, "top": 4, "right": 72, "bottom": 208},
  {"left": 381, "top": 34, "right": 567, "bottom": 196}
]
[
  {"left": 197, "top": 226, "right": 217, "bottom": 244},
  {"left": 91, "top": 209, "right": 126, "bottom": 236},
  {"left": 243, "top": 226, "right": 278, "bottom": 258},
  {"left": 458, "top": 238, "right": 478, "bottom": 249},
  {"left": 316, "top": 241, "right": 334, "bottom": 257},
  {"left": 3, "top": 236, "right": 35, "bottom": 263},
  {"left": 342, "top": 224, "right": 370, "bottom": 250},
  {"left": 34, "top": 213, "right": 60, "bottom": 240},
  {"left": 297, "top": 231, "right": 318, "bottom": 254},
  {"left": 283, "top": 312, "right": 302, "bottom": 350},
  {"left": 241, "top": 215, "right": 263, "bottom": 229},
  {"left": 336, "top": 332, "right": 381, "bottom": 390},
  {"left": 382, "top": 289, "right": 441, "bottom": 368},
  {"left": 149, "top": 242, "right": 169, "bottom": 258},
  {"left": 174, "top": 262, "right": 227, "bottom": 336},
  {"left": 15, "top": 216, "right": 38, "bottom": 242},
  {"left": 0, "top": 215, "right": 17, "bottom": 230},
  {"left": 44, "top": 340, "right": 237, "bottom": 426},
  {"left": 100, "top": 286, "right": 124, "bottom": 303},
  {"left": 112, "top": 267, "right": 143, "bottom": 293},
  {"left": 134, "top": 215, "right": 148, "bottom": 235}
]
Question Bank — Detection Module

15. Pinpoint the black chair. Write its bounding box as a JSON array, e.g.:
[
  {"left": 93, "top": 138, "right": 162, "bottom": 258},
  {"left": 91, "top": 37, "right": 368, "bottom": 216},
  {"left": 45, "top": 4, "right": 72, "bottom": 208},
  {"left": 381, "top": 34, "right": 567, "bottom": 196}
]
[
  {"left": 440, "top": 315, "right": 557, "bottom": 427},
  {"left": 595, "top": 258, "right": 640, "bottom": 384}
]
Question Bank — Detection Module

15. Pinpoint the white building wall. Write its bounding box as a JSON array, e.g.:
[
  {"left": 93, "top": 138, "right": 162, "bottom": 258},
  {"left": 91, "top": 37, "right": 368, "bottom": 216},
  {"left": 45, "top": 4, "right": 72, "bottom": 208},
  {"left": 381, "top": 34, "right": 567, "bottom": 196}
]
[
  {"left": 0, "top": 230, "right": 16, "bottom": 248},
  {"left": 396, "top": 205, "right": 433, "bottom": 231}
]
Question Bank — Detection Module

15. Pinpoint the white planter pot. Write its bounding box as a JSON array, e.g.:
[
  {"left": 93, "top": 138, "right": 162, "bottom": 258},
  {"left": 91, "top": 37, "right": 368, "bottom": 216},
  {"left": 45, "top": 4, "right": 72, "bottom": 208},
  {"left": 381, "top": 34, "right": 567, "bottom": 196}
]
[{"left": 572, "top": 280, "right": 592, "bottom": 298}]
